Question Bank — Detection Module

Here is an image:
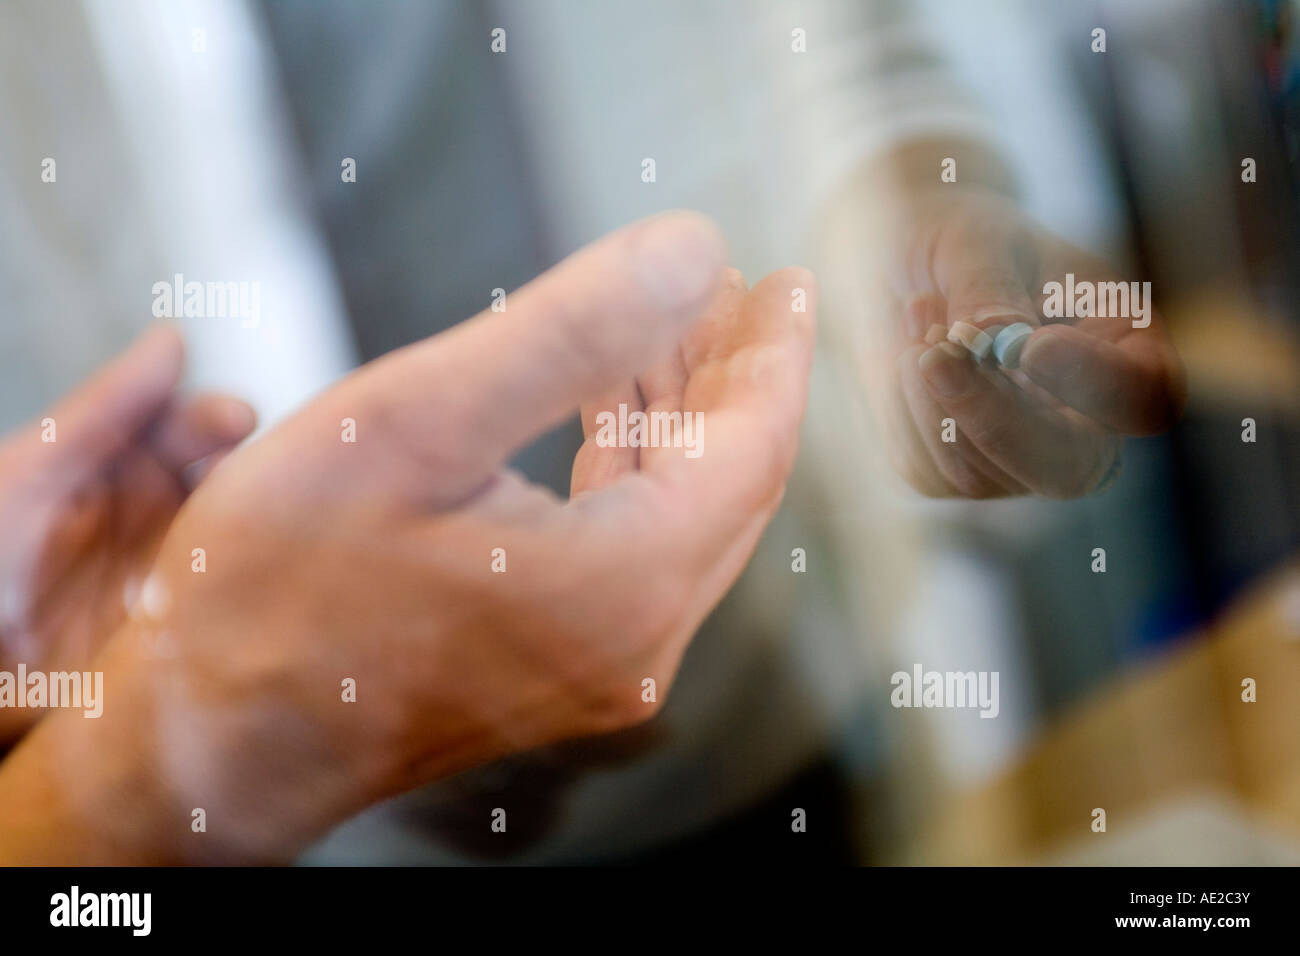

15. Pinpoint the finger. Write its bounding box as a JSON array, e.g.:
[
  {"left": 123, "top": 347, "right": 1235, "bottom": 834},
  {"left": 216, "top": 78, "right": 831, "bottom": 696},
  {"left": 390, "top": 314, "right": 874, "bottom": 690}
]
[
  {"left": 571, "top": 379, "right": 643, "bottom": 496},
  {"left": 860, "top": 304, "right": 957, "bottom": 497},
  {"left": 680, "top": 267, "right": 748, "bottom": 373},
  {"left": 1019, "top": 323, "right": 1186, "bottom": 436},
  {"left": 39, "top": 324, "right": 184, "bottom": 492},
  {"left": 147, "top": 394, "right": 257, "bottom": 475},
  {"left": 933, "top": 236, "right": 1039, "bottom": 334},
  {"left": 570, "top": 296, "right": 700, "bottom": 499},
  {"left": 859, "top": 296, "right": 958, "bottom": 495},
  {"left": 903, "top": 343, "right": 1020, "bottom": 497},
  {"left": 917, "top": 340, "right": 1118, "bottom": 498},
  {"left": 570, "top": 282, "right": 697, "bottom": 496},
  {"left": 875, "top": 352, "right": 960, "bottom": 498},
  {"left": 100, "top": 451, "right": 185, "bottom": 550},
  {"left": 637, "top": 329, "right": 689, "bottom": 413},
  {"left": 637, "top": 271, "right": 737, "bottom": 413},
  {"left": 901, "top": 293, "right": 947, "bottom": 343},
  {"left": 26, "top": 450, "right": 178, "bottom": 644},
  {"left": 353, "top": 211, "right": 727, "bottom": 493},
  {"left": 625, "top": 268, "right": 817, "bottom": 570},
  {"left": 563, "top": 269, "right": 817, "bottom": 659}
]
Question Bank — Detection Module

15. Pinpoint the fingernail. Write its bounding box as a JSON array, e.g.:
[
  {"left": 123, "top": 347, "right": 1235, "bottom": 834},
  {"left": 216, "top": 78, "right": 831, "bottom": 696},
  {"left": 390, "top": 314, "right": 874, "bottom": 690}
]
[
  {"left": 630, "top": 212, "right": 727, "bottom": 314},
  {"left": 919, "top": 342, "right": 974, "bottom": 398},
  {"left": 923, "top": 323, "right": 947, "bottom": 345}
]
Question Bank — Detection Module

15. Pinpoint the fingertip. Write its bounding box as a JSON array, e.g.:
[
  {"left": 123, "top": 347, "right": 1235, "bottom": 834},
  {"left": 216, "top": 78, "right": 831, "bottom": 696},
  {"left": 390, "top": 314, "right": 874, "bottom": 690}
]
[
  {"left": 721, "top": 266, "right": 748, "bottom": 293},
  {"left": 922, "top": 323, "right": 948, "bottom": 345},
  {"left": 215, "top": 396, "right": 258, "bottom": 439},
  {"left": 629, "top": 210, "right": 729, "bottom": 318},
  {"left": 749, "top": 266, "right": 819, "bottom": 332},
  {"left": 789, "top": 267, "right": 819, "bottom": 329},
  {"left": 148, "top": 393, "right": 257, "bottom": 476},
  {"left": 758, "top": 265, "right": 818, "bottom": 296},
  {"left": 783, "top": 265, "right": 819, "bottom": 295},
  {"left": 134, "top": 322, "right": 186, "bottom": 378},
  {"left": 43, "top": 323, "right": 188, "bottom": 480},
  {"left": 112, "top": 324, "right": 187, "bottom": 417}
]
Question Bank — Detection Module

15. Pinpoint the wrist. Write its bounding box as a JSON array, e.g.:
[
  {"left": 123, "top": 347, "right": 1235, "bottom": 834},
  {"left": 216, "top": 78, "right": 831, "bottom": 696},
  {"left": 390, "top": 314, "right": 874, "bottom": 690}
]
[
  {"left": 0, "top": 619, "right": 346, "bottom": 864},
  {"left": 879, "top": 137, "right": 1018, "bottom": 202},
  {"left": 0, "top": 659, "right": 185, "bottom": 863}
]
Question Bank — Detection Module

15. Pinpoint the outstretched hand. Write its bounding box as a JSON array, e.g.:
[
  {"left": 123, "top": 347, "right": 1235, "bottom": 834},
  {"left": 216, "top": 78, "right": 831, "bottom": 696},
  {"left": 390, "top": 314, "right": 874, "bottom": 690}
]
[
  {"left": 0, "top": 212, "right": 816, "bottom": 862},
  {"left": 866, "top": 188, "right": 1185, "bottom": 498}
]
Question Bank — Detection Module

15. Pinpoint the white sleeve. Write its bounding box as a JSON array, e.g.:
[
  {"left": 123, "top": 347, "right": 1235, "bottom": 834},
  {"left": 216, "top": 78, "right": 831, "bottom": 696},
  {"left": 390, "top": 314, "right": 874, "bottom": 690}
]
[
  {"left": 81, "top": 0, "right": 358, "bottom": 427},
  {"left": 762, "top": 0, "right": 1008, "bottom": 232},
  {"left": 489, "top": 0, "right": 1005, "bottom": 267}
]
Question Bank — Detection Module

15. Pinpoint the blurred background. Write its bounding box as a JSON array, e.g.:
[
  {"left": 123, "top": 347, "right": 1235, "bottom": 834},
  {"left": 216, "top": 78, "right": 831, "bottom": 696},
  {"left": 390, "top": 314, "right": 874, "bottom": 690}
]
[{"left": 1, "top": 0, "right": 1299, "bottom": 864}]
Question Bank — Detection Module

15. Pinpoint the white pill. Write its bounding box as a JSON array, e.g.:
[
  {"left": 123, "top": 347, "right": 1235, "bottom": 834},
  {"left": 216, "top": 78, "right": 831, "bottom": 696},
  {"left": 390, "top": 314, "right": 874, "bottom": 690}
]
[
  {"left": 947, "top": 320, "right": 995, "bottom": 360},
  {"left": 980, "top": 324, "right": 1006, "bottom": 347},
  {"left": 992, "top": 322, "right": 1034, "bottom": 369}
]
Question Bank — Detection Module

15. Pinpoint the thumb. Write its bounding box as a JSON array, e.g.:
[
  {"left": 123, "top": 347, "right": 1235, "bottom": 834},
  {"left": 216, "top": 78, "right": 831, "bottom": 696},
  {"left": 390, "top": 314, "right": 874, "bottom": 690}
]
[
  {"left": 348, "top": 211, "right": 728, "bottom": 499},
  {"left": 37, "top": 324, "right": 185, "bottom": 491}
]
